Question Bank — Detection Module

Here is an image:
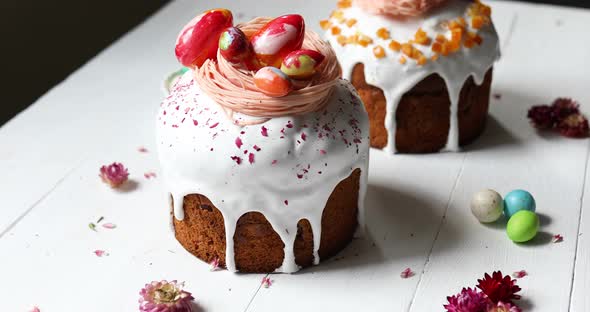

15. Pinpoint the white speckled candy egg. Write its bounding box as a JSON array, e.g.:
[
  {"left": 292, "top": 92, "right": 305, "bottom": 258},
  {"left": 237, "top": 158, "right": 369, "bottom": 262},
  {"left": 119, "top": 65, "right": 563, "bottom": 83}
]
[{"left": 471, "top": 189, "right": 504, "bottom": 223}]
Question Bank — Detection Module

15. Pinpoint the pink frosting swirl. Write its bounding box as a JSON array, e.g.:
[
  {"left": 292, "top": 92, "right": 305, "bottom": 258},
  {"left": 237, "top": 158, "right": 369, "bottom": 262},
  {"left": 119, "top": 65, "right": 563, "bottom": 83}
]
[{"left": 352, "top": 0, "right": 449, "bottom": 17}]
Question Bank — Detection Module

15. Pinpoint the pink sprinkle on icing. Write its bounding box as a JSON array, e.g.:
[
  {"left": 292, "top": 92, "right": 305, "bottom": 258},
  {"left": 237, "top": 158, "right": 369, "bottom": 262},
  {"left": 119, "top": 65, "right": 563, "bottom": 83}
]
[
  {"left": 231, "top": 156, "right": 242, "bottom": 164},
  {"left": 210, "top": 122, "right": 219, "bottom": 128},
  {"left": 553, "top": 234, "right": 564, "bottom": 243},
  {"left": 94, "top": 250, "right": 108, "bottom": 257},
  {"left": 193, "top": 120, "right": 199, "bottom": 126},
  {"left": 261, "top": 126, "right": 269, "bottom": 137},
  {"left": 400, "top": 268, "right": 414, "bottom": 279},
  {"left": 301, "top": 132, "right": 307, "bottom": 141},
  {"left": 248, "top": 153, "right": 255, "bottom": 164},
  {"left": 235, "top": 137, "right": 243, "bottom": 149},
  {"left": 253, "top": 145, "right": 261, "bottom": 151},
  {"left": 144, "top": 172, "right": 157, "bottom": 179},
  {"left": 286, "top": 122, "right": 294, "bottom": 128},
  {"left": 320, "top": 149, "right": 327, "bottom": 155},
  {"left": 284, "top": 200, "right": 289, "bottom": 206},
  {"left": 272, "top": 160, "right": 278, "bottom": 165},
  {"left": 30, "top": 307, "right": 41, "bottom": 312},
  {"left": 138, "top": 147, "right": 148, "bottom": 153},
  {"left": 512, "top": 270, "right": 527, "bottom": 279}
]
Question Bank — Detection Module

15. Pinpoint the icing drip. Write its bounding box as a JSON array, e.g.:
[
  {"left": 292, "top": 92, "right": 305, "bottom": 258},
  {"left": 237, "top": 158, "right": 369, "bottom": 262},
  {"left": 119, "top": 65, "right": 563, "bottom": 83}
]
[
  {"left": 325, "top": 0, "right": 500, "bottom": 153},
  {"left": 157, "top": 73, "right": 369, "bottom": 273}
]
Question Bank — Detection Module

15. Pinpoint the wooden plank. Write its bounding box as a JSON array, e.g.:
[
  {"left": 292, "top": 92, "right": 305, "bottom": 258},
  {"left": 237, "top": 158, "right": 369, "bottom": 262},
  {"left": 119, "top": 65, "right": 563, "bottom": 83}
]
[{"left": 409, "top": 3, "right": 590, "bottom": 312}]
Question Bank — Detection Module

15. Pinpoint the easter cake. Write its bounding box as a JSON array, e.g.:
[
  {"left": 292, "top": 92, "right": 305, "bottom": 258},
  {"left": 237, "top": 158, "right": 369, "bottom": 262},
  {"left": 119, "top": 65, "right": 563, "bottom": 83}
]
[
  {"left": 322, "top": 0, "right": 500, "bottom": 153},
  {"left": 157, "top": 9, "right": 370, "bottom": 273}
]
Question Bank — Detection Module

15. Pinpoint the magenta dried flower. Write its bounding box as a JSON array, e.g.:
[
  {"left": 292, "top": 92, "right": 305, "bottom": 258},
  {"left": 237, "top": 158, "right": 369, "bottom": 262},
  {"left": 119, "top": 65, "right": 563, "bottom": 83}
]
[
  {"left": 99, "top": 162, "right": 129, "bottom": 188},
  {"left": 551, "top": 98, "right": 580, "bottom": 121},
  {"left": 444, "top": 287, "right": 489, "bottom": 312},
  {"left": 487, "top": 301, "right": 522, "bottom": 312},
  {"left": 139, "top": 280, "right": 194, "bottom": 312},
  {"left": 558, "top": 113, "right": 589, "bottom": 138},
  {"left": 527, "top": 105, "right": 554, "bottom": 129}
]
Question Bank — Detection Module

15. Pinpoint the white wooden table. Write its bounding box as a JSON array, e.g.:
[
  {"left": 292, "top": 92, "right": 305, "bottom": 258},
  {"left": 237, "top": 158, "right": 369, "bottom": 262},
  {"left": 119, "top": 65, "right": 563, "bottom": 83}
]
[{"left": 1, "top": 1, "right": 589, "bottom": 311}]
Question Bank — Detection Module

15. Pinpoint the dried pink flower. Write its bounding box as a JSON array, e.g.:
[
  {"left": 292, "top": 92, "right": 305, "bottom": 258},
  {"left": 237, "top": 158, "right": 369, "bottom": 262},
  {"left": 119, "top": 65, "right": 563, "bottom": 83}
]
[
  {"left": 210, "top": 258, "right": 220, "bottom": 271},
  {"left": 139, "top": 280, "right": 194, "bottom": 312},
  {"left": 512, "top": 270, "right": 527, "bottom": 279},
  {"left": 487, "top": 301, "right": 522, "bottom": 312},
  {"left": 261, "top": 277, "right": 273, "bottom": 288},
  {"left": 558, "top": 113, "right": 589, "bottom": 138},
  {"left": 94, "top": 250, "right": 108, "bottom": 257},
  {"left": 551, "top": 98, "right": 580, "bottom": 121},
  {"left": 144, "top": 172, "right": 157, "bottom": 179},
  {"left": 102, "top": 223, "right": 117, "bottom": 229},
  {"left": 30, "top": 306, "right": 41, "bottom": 312},
  {"left": 99, "top": 162, "right": 129, "bottom": 188},
  {"left": 138, "top": 147, "right": 149, "bottom": 153},
  {"left": 527, "top": 105, "right": 554, "bottom": 129},
  {"left": 553, "top": 234, "right": 564, "bottom": 243},
  {"left": 400, "top": 267, "right": 415, "bottom": 279},
  {"left": 444, "top": 287, "right": 489, "bottom": 312}
]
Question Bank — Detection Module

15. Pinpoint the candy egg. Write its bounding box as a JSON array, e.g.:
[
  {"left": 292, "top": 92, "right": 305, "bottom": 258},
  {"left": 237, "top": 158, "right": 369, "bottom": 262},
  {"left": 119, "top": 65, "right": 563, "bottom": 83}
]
[
  {"left": 254, "top": 67, "right": 293, "bottom": 97},
  {"left": 219, "top": 27, "right": 251, "bottom": 63},
  {"left": 175, "top": 8, "right": 233, "bottom": 68},
  {"left": 280, "top": 49, "right": 325, "bottom": 79},
  {"left": 470, "top": 189, "right": 504, "bottom": 223},
  {"left": 506, "top": 210, "right": 539, "bottom": 243},
  {"left": 250, "top": 14, "right": 305, "bottom": 68},
  {"left": 504, "top": 189, "right": 536, "bottom": 219}
]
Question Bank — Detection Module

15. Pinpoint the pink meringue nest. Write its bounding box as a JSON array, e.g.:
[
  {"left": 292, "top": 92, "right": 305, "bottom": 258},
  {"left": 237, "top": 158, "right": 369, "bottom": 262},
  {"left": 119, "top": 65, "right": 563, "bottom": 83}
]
[{"left": 353, "top": 0, "right": 449, "bottom": 17}]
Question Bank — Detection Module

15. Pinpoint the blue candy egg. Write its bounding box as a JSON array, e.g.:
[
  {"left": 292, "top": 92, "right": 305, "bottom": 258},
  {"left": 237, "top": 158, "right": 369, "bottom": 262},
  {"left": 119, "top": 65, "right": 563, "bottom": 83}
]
[{"left": 504, "top": 189, "right": 536, "bottom": 219}]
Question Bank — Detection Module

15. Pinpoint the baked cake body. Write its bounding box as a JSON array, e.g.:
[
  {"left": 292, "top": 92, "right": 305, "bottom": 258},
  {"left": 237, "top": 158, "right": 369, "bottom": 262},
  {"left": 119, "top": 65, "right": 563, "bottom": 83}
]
[
  {"left": 324, "top": 0, "right": 500, "bottom": 153},
  {"left": 157, "top": 73, "right": 369, "bottom": 273}
]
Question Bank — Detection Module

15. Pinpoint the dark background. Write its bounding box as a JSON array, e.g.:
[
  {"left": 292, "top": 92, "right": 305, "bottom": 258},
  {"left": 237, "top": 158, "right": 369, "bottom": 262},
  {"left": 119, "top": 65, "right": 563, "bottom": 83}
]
[{"left": 1, "top": 0, "right": 588, "bottom": 126}]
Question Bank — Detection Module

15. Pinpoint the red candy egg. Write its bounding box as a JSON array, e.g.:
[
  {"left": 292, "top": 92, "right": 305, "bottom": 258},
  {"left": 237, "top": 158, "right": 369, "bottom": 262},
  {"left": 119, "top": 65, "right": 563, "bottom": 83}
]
[
  {"left": 254, "top": 67, "right": 293, "bottom": 97},
  {"left": 250, "top": 14, "right": 305, "bottom": 68},
  {"left": 280, "top": 49, "right": 325, "bottom": 79},
  {"left": 175, "top": 8, "right": 233, "bottom": 68},
  {"left": 219, "top": 27, "right": 260, "bottom": 70}
]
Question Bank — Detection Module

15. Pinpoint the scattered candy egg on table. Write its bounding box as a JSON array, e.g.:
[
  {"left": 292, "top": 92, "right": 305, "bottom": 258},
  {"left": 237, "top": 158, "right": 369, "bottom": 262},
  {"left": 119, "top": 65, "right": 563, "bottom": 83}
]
[
  {"left": 504, "top": 189, "right": 536, "bottom": 219},
  {"left": 506, "top": 210, "right": 539, "bottom": 243},
  {"left": 254, "top": 66, "right": 293, "bottom": 97},
  {"left": 219, "top": 27, "right": 254, "bottom": 65},
  {"left": 470, "top": 189, "right": 504, "bottom": 223},
  {"left": 280, "top": 49, "right": 325, "bottom": 79},
  {"left": 250, "top": 14, "right": 305, "bottom": 68},
  {"left": 175, "top": 8, "right": 234, "bottom": 68}
]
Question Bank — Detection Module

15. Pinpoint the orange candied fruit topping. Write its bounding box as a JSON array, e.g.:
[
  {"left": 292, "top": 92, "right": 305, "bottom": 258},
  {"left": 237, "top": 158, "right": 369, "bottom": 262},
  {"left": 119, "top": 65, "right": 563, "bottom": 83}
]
[
  {"left": 472, "top": 16, "right": 485, "bottom": 29},
  {"left": 331, "top": 10, "right": 345, "bottom": 23},
  {"left": 401, "top": 43, "right": 414, "bottom": 57},
  {"left": 331, "top": 26, "right": 342, "bottom": 35},
  {"left": 389, "top": 40, "right": 401, "bottom": 51},
  {"left": 417, "top": 55, "right": 427, "bottom": 66},
  {"left": 451, "top": 28, "right": 463, "bottom": 42},
  {"left": 464, "top": 32, "right": 483, "bottom": 48},
  {"left": 431, "top": 54, "right": 439, "bottom": 61},
  {"left": 345, "top": 18, "right": 357, "bottom": 27},
  {"left": 414, "top": 28, "right": 431, "bottom": 45},
  {"left": 376, "top": 27, "right": 391, "bottom": 40},
  {"left": 337, "top": 0, "right": 352, "bottom": 9},
  {"left": 356, "top": 34, "right": 373, "bottom": 47},
  {"left": 319, "top": 19, "right": 331, "bottom": 30},
  {"left": 337, "top": 35, "right": 348, "bottom": 46},
  {"left": 373, "top": 45, "right": 386, "bottom": 58},
  {"left": 399, "top": 56, "right": 407, "bottom": 64}
]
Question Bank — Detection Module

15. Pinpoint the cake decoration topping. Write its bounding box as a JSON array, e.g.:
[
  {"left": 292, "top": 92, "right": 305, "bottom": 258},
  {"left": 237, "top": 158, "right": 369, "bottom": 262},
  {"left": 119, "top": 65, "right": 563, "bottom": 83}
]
[
  {"left": 552, "top": 234, "right": 564, "bottom": 243},
  {"left": 175, "top": 9, "right": 233, "bottom": 68},
  {"left": 219, "top": 26, "right": 258, "bottom": 70},
  {"left": 527, "top": 98, "right": 589, "bottom": 138},
  {"left": 512, "top": 270, "right": 527, "bottom": 279},
  {"left": 139, "top": 280, "right": 194, "bottom": 312},
  {"left": 280, "top": 49, "right": 326, "bottom": 79},
  {"left": 194, "top": 15, "right": 341, "bottom": 125}
]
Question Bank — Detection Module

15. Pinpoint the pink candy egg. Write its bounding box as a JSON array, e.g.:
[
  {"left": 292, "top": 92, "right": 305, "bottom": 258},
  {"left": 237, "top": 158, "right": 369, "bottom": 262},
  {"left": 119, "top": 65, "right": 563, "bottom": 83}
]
[
  {"left": 280, "top": 49, "right": 325, "bottom": 79},
  {"left": 175, "top": 8, "right": 233, "bottom": 68},
  {"left": 254, "top": 67, "right": 293, "bottom": 97},
  {"left": 250, "top": 14, "right": 305, "bottom": 68}
]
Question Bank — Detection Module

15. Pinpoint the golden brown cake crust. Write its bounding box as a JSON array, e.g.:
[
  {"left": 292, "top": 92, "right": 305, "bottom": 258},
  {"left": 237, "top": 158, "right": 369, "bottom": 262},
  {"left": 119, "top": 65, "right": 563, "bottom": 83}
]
[
  {"left": 351, "top": 63, "right": 493, "bottom": 153},
  {"left": 172, "top": 169, "right": 361, "bottom": 273}
]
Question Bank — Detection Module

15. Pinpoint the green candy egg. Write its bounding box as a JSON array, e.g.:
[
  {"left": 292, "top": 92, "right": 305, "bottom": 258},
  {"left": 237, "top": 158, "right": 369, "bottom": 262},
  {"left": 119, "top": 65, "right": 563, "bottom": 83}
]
[{"left": 506, "top": 210, "right": 539, "bottom": 243}]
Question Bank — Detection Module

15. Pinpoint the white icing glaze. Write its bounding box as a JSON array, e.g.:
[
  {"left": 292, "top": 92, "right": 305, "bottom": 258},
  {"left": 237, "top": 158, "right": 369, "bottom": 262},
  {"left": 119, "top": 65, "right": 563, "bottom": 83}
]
[
  {"left": 156, "top": 72, "right": 370, "bottom": 273},
  {"left": 325, "top": 0, "right": 500, "bottom": 153}
]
